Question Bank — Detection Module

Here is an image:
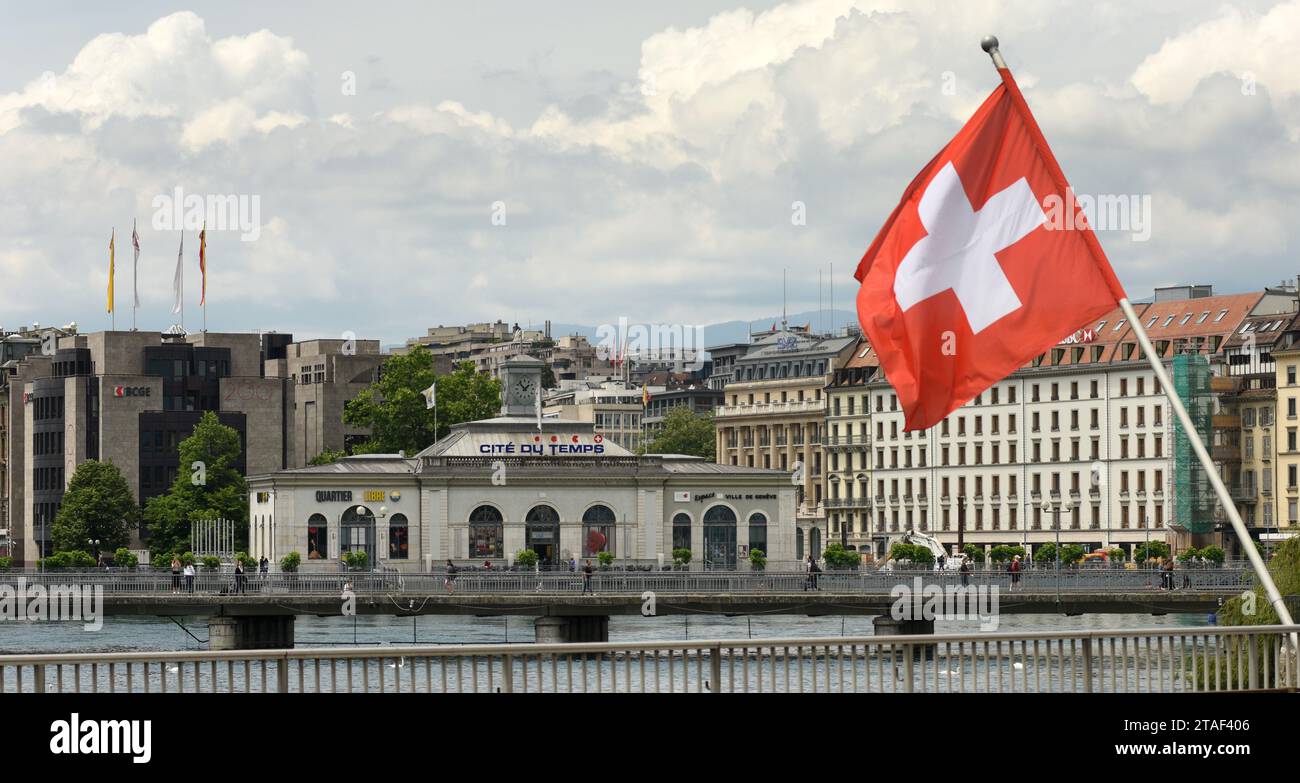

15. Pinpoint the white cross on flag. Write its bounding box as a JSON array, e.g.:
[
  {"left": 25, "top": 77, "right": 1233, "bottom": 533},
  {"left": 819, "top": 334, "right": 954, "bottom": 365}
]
[{"left": 854, "top": 63, "right": 1127, "bottom": 430}]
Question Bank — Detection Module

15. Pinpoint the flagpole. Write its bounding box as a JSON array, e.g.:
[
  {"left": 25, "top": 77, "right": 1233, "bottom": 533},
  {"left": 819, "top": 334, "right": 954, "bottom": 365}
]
[{"left": 981, "top": 35, "right": 1295, "bottom": 629}]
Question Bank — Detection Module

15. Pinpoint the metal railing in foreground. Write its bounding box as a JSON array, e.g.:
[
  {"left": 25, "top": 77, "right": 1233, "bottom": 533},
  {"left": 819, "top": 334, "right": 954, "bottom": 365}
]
[{"left": 2, "top": 625, "right": 1296, "bottom": 693}]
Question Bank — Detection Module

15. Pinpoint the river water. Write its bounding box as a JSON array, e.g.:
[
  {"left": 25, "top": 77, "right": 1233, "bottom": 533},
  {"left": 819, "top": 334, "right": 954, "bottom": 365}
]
[{"left": 0, "top": 611, "right": 1216, "bottom": 655}]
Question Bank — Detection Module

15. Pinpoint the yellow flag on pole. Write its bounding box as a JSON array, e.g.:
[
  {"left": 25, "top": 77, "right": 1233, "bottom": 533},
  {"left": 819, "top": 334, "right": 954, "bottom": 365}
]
[{"left": 107, "top": 229, "right": 115, "bottom": 313}]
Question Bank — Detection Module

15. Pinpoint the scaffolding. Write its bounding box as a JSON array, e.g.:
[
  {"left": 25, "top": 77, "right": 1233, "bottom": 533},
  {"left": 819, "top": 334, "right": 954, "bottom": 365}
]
[{"left": 1171, "top": 355, "right": 1214, "bottom": 533}]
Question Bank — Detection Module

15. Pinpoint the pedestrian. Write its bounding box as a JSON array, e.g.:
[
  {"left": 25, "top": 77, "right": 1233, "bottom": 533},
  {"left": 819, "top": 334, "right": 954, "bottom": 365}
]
[
  {"left": 1162, "top": 558, "right": 1175, "bottom": 591},
  {"left": 259, "top": 556, "right": 269, "bottom": 592},
  {"left": 582, "top": 559, "right": 594, "bottom": 594},
  {"left": 808, "top": 556, "right": 821, "bottom": 591},
  {"left": 234, "top": 559, "right": 245, "bottom": 594},
  {"left": 183, "top": 562, "right": 195, "bottom": 593},
  {"left": 484, "top": 560, "right": 493, "bottom": 571},
  {"left": 444, "top": 560, "right": 457, "bottom": 594},
  {"left": 1009, "top": 555, "right": 1021, "bottom": 591},
  {"left": 569, "top": 556, "right": 577, "bottom": 573},
  {"left": 960, "top": 556, "right": 972, "bottom": 587},
  {"left": 170, "top": 556, "right": 182, "bottom": 594},
  {"left": 937, "top": 553, "right": 946, "bottom": 572}
]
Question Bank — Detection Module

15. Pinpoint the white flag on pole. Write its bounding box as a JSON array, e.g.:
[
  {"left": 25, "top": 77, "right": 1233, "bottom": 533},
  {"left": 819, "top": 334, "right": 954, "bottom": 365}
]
[
  {"left": 422, "top": 382, "right": 436, "bottom": 409},
  {"left": 131, "top": 220, "right": 141, "bottom": 307},
  {"left": 172, "top": 233, "right": 184, "bottom": 315}
]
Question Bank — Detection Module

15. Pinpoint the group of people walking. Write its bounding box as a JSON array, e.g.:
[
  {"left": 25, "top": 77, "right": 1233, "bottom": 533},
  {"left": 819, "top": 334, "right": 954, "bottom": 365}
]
[{"left": 167, "top": 556, "right": 270, "bottom": 594}]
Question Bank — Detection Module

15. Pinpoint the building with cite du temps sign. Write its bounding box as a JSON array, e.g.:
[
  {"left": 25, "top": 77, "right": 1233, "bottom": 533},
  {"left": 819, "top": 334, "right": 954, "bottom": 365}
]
[{"left": 248, "top": 356, "right": 797, "bottom": 572}]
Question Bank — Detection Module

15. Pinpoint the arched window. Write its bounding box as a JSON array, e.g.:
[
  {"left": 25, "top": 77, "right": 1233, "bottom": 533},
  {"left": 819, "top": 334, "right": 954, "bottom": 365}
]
[
  {"left": 747, "top": 512, "right": 768, "bottom": 558},
  {"left": 525, "top": 505, "right": 560, "bottom": 566},
  {"left": 809, "top": 526, "right": 822, "bottom": 560},
  {"left": 582, "top": 504, "right": 616, "bottom": 557},
  {"left": 388, "top": 513, "right": 409, "bottom": 560},
  {"left": 340, "top": 505, "right": 375, "bottom": 563},
  {"left": 796, "top": 528, "right": 804, "bottom": 561},
  {"left": 703, "top": 505, "right": 738, "bottom": 569},
  {"left": 672, "top": 513, "right": 691, "bottom": 552},
  {"left": 468, "top": 505, "right": 503, "bottom": 559},
  {"left": 307, "top": 513, "right": 327, "bottom": 560}
]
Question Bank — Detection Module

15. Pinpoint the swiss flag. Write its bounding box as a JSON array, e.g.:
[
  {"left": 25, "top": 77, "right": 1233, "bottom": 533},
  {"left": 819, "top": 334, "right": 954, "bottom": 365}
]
[{"left": 854, "top": 67, "right": 1126, "bottom": 431}]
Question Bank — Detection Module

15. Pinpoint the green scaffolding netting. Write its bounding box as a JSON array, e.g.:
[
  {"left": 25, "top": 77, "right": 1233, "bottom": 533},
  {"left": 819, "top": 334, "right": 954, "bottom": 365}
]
[{"left": 1171, "top": 354, "right": 1214, "bottom": 534}]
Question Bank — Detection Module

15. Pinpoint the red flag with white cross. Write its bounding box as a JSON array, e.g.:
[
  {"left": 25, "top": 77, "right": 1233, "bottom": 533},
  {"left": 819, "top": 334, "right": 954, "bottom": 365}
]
[{"left": 853, "top": 65, "right": 1127, "bottom": 431}]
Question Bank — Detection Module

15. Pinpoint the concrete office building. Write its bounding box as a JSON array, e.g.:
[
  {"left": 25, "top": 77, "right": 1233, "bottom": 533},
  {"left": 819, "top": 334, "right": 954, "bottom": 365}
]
[
  {"left": 248, "top": 355, "right": 795, "bottom": 572},
  {"left": 6, "top": 329, "right": 384, "bottom": 564}
]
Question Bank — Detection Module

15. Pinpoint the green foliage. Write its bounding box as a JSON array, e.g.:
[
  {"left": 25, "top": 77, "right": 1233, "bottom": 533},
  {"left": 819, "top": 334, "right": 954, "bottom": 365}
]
[
  {"left": 113, "top": 547, "right": 138, "bottom": 568},
  {"left": 1058, "top": 544, "right": 1086, "bottom": 566},
  {"left": 640, "top": 407, "right": 716, "bottom": 460},
  {"left": 180, "top": 551, "right": 195, "bottom": 566},
  {"left": 541, "top": 365, "right": 557, "bottom": 389},
  {"left": 1194, "top": 537, "right": 1300, "bottom": 689},
  {"left": 344, "top": 550, "right": 369, "bottom": 570},
  {"left": 515, "top": 549, "right": 539, "bottom": 568},
  {"left": 597, "top": 551, "right": 614, "bottom": 567},
  {"left": 200, "top": 555, "right": 222, "bottom": 571},
  {"left": 0, "top": 556, "right": 11, "bottom": 570},
  {"left": 1134, "top": 541, "right": 1171, "bottom": 562},
  {"left": 988, "top": 545, "right": 1025, "bottom": 563},
  {"left": 144, "top": 411, "right": 249, "bottom": 559},
  {"left": 235, "top": 552, "right": 258, "bottom": 569},
  {"left": 1107, "top": 547, "right": 1127, "bottom": 562},
  {"left": 1033, "top": 542, "right": 1057, "bottom": 564},
  {"left": 280, "top": 551, "right": 301, "bottom": 572},
  {"left": 822, "top": 543, "right": 860, "bottom": 569},
  {"left": 51, "top": 460, "right": 137, "bottom": 554},
  {"left": 1177, "top": 547, "right": 1200, "bottom": 562},
  {"left": 308, "top": 448, "right": 346, "bottom": 466},
  {"left": 961, "top": 546, "right": 986, "bottom": 564},
  {"left": 889, "top": 543, "right": 934, "bottom": 565},
  {"left": 344, "top": 352, "right": 501, "bottom": 454},
  {"left": 1199, "top": 545, "right": 1225, "bottom": 565},
  {"left": 672, "top": 547, "right": 692, "bottom": 566},
  {"left": 749, "top": 548, "right": 767, "bottom": 570},
  {"left": 39, "top": 551, "right": 96, "bottom": 570}
]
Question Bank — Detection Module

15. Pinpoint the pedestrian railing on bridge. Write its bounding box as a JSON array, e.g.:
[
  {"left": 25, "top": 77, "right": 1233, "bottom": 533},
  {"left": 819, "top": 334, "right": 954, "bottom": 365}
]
[
  {"left": 2, "top": 624, "right": 1296, "bottom": 693},
  {"left": 0, "top": 568, "right": 1252, "bottom": 596}
]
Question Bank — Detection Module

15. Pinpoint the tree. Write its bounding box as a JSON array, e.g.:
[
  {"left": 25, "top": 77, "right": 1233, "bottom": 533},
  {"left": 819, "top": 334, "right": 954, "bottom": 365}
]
[
  {"left": 343, "top": 351, "right": 501, "bottom": 454},
  {"left": 640, "top": 406, "right": 715, "bottom": 460},
  {"left": 143, "top": 411, "right": 248, "bottom": 559},
  {"left": 309, "top": 448, "right": 346, "bottom": 466},
  {"left": 1134, "top": 541, "right": 1170, "bottom": 562},
  {"left": 51, "top": 460, "right": 138, "bottom": 556},
  {"left": 822, "top": 542, "right": 860, "bottom": 569},
  {"left": 541, "top": 365, "right": 557, "bottom": 390}
]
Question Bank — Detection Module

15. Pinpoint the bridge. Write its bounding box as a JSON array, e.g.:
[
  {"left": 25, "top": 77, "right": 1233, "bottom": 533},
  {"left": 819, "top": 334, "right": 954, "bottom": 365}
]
[{"left": 1, "top": 568, "right": 1249, "bottom": 648}]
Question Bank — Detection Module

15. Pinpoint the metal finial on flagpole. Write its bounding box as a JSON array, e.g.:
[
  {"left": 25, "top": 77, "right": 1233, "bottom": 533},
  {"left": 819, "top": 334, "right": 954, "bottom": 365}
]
[{"left": 980, "top": 35, "right": 1007, "bottom": 69}]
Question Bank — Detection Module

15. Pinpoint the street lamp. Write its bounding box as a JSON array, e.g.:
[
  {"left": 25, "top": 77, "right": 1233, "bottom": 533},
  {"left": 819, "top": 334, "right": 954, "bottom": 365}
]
[
  {"left": 1042, "top": 495, "right": 1073, "bottom": 597},
  {"left": 87, "top": 538, "right": 101, "bottom": 562}
]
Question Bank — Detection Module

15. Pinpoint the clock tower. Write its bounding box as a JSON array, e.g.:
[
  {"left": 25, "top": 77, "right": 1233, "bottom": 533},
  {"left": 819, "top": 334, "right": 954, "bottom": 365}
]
[{"left": 499, "top": 355, "right": 546, "bottom": 417}]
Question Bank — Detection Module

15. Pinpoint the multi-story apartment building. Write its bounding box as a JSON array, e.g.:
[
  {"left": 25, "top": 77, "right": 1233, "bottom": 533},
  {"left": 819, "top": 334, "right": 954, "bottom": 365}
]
[
  {"left": 713, "top": 329, "right": 857, "bottom": 561},
  {"left": 4, "top": 330, "right": 384, "bottom": 563},
  {"left": 1267, "top": 325, "right": 1300, "bottom": 547},
  {"left": 825, "top": 341, "right": 878, "bottom": 553},
  {"left": 848, "top": 285, "right": 1285, "bottom": 560},
  {"left": 642, "top": 386, "right": 724, "bottom": 435}
]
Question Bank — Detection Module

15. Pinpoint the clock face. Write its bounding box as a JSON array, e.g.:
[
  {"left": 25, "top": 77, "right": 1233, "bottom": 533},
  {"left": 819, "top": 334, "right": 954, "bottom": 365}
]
[{"left": 512, "top": 377, "right": 536, "bottom": 403}]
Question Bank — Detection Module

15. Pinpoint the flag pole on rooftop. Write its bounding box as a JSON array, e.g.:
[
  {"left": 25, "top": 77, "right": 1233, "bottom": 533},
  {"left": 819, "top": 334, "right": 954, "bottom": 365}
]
[{"left": 981, "top": 34, "right": 1294, "bottom": 629}]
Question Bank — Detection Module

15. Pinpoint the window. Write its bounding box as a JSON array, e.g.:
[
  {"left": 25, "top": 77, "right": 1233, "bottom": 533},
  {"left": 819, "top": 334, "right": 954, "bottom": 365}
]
[
  {"left": 388, "top": 514, "right": 409, "bottom": 559},
  {"left": 469, "top": 505, "right": 504, "bottom": 558},
  {"left": 748, "top": 513, "right": 768, "bottom": 557},
  {"left": 582, "top": 504, "right": 616, "bottom": 556},
  {"left": 673, "top": 513, "right": 692, "bottom": 551},
  {"left": 306, "top": 514, "right": 328, "bottom": 560}
]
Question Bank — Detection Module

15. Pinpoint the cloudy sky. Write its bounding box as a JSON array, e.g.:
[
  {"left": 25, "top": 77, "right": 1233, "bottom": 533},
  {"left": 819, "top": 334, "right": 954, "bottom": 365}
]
[{"left": 1, "top": 0, "right": 1298, "bottom": 345}]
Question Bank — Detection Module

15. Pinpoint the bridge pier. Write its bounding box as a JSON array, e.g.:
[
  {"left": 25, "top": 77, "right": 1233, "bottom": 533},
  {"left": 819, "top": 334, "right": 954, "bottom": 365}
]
[
  {"left": 873, "top": 615, "right": 935, "bottom": 659},
  {"left": 209, "top": 615, "right": 296, "bottom": 651},
  {"left": 535, "top": 616, "right": 609, "bottom": 644}
]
